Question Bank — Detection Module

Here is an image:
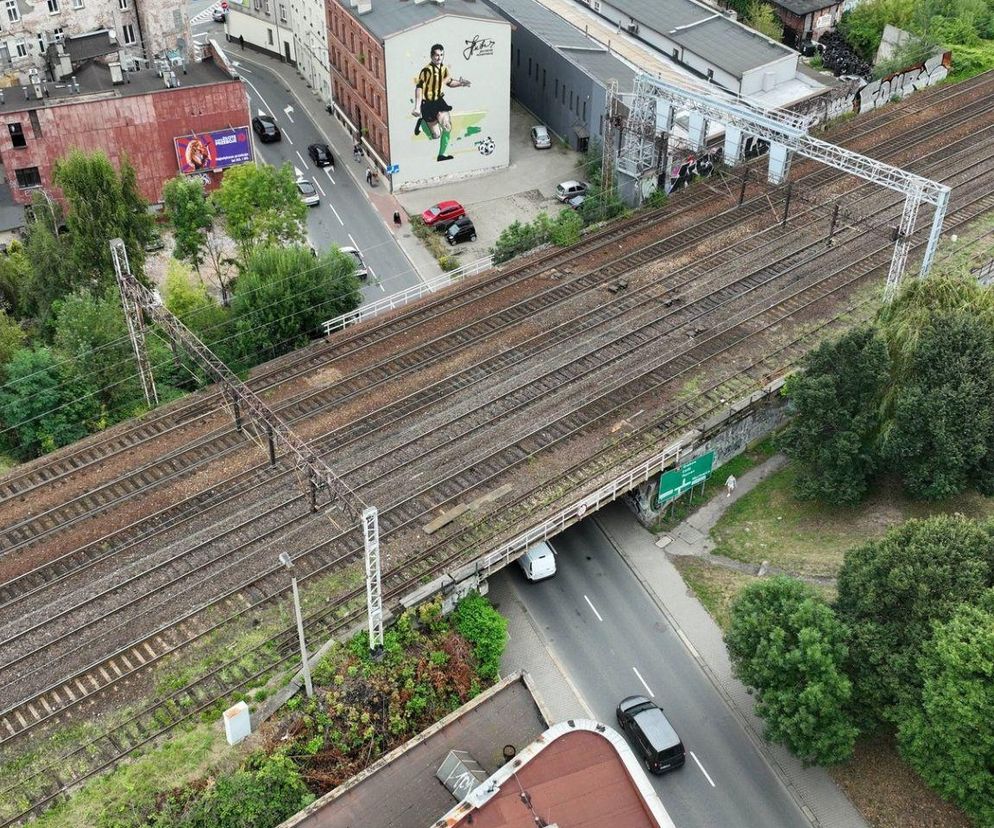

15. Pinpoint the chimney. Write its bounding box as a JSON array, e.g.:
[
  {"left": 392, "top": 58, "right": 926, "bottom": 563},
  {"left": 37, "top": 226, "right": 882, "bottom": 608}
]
[
  {"left": 356, "top": 0, "right": 371, "bottom": 10},
  {"left": 32, "top": 81, "right": 43, "bottom": 99},
  {"left": 57, "top": 51, "right": 72, "bottom": 80},
  {"left": 109, "top": 61, "right": 124, "bottom": 84}
]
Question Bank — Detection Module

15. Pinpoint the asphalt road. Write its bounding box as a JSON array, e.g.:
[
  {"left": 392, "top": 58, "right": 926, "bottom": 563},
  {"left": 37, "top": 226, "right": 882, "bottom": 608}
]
[
  {"left": 496, "top": 517, "right": 810, "bottom": 828},
  {"left": 191, "top": 11, "right": 421, "bottom": 309}
]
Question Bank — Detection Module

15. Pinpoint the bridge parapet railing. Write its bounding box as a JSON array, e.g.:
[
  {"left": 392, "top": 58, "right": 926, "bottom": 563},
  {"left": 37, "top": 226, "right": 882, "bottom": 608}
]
[{"left": 321, "top": 255, "right": 494, "bottom": 335}]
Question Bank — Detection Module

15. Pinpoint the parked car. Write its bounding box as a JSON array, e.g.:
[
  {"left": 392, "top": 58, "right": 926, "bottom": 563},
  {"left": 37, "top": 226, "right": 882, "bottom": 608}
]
[
  {"left": 616, "top": 696, "right": 685, "bottom": 775},
  {"left": 296, "top": 179, "right": 320, "bottom": 206},
  {"left": 252, "top": 114, "right": 281, "bottom": 143},
  {"left": 340, "top": 245, "right": 368, "bottom": 279},
  {"left": 518, "top": 540, "right": 556, "bottom": 581},
  {"left": 556, "top": 180, "right": 589, "bottom": 202},
  {"left": 530, "top": 124, "right": 552, "bottom": 149},
  {"left": 567, "top": 194, "right": 586, "bottom": 211},
  {"left": 211, "top": 7, "right": 226, "bottom": 21},
  {"left": 308, "top": 142, "right": 334, "bottom": 167},
  {"left": 421, "top": 200, "right": 465, "bottom": 229},
  {"left": 445, "top": 216, "right": 477, "bottom": 245}
]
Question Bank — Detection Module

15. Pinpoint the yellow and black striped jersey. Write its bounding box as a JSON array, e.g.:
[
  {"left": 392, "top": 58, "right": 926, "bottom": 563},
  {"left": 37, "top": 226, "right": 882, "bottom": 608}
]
[{"left": 416, "top": 63, "right": 450, "bottom": 101}]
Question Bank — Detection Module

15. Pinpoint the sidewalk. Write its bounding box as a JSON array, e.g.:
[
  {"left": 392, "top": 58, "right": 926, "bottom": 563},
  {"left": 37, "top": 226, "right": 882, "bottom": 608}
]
[
  {"left": 594, "top": 459, "right": 869, "bottom": 828},
  {"left": 221, "top": 43, "right": 439, "bottom": 283}
]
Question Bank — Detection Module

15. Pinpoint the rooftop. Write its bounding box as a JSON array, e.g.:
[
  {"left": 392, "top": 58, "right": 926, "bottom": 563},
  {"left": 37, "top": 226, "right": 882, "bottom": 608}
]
[
  {"left": 0, "top": 55, "right": 236, "bottom": 115},
  {"left": 768, "top": 0, "right": 839, "bottom": 16},
  {"left": 332, "top": 0, "right": 506, "bottom": 42}
]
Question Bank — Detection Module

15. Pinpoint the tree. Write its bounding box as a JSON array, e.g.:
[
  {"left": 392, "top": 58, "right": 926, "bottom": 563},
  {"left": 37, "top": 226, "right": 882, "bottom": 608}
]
[
  {"left": 747, "top": 0, "right": 785, "bottom": 40},
  {"left": 211, "top": 163, "right": 307, "bottom": 260},
  {"left": 0, "top": 310, "right": 25, "bottom": 379},
  {"left": 835, "top": 515, "right": 994, "bottom": 729},
  {"left": 778, "top": 326, "right": 890, "bottom": 505},
  {"left": 22, "top": 205, "right": 70, "bottom": 329},
  {"left": 162, "top": 176, "right": 213, "bottom": 273},
  {"left": 838, "top": 0, "right": 916, "bottom": 60},
  {"left": 0, "top": 346, "right": 99, "bottom": 458},
  {"left": 726, "top": 576, "right": 857, "bottom": 765},
  {"left": 897, "top": 590, "right": 994, "bottom": 827},
  {"left": 452, "top": 592, "right": 507, "bottom": 681},
  {"left": 161, "top": 259, "right": 232, "bottom": 361},
  {"left": 230, "top": 245, "right": 360, "bottom": 365},
  {"left": 0, "top": 243, "right": 33, "bottom": 318},
  {"left": 53, "top": 150, "right": 154, "bottom": 287},
  {"left": 881, "top": 310, "right": 994, "bottom": 499},
  {"left": 548, "top": 208, "right": 583, "bottom": 247}
]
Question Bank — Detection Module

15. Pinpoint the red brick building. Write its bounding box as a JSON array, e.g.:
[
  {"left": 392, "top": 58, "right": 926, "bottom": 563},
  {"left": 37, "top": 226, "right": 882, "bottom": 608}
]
[
  {"left": 767, "top": 0, "right": 843, "bottom": 47},
  {"left": 0, "top": 45, "right": 250, "bottom": 207}
]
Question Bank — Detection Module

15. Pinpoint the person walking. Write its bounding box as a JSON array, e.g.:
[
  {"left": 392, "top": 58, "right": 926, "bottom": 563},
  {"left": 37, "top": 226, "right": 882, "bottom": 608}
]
[
  {"left": 365, "top": 168, "right": 372, "bottom": 185},
  {"left": 239, "top": 34, "right": 244, "bottom": 50},
  {"left": 725, "top": 474, "right": 737, "bottom": 497}
]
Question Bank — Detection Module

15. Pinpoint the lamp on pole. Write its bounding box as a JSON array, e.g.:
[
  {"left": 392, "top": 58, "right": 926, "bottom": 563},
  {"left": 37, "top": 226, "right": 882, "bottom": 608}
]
[{"left": 279, "top": 551, "right": 313, "bottom": 698}]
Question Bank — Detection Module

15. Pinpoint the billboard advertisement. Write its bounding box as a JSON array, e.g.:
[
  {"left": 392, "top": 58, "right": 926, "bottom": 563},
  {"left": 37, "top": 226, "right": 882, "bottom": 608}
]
[
  {"left": 384, "top": 15, "right": 510, "bottom": 189},
  {"left": 174, "top": 126, "right": 252, "bottom": 174}
]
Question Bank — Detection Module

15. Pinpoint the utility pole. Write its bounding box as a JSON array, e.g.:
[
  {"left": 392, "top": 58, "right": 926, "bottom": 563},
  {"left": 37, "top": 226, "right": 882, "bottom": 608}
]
[{"left": 280, "top": 552, "right": 313, "bottom": 698}]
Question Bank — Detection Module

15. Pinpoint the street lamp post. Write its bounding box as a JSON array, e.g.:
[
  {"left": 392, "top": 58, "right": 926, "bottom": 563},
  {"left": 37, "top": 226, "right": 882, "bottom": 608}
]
[{"left": 279, "top": 551, "right": 313, "bottom": 698}]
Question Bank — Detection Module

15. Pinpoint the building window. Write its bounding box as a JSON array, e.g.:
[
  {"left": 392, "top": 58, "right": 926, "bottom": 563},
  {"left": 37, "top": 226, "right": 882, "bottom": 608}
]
[
  {"left": 5, "top": 0, "right": 20, "bottom": 23},
  {"left": 582, "top": 100, "right": 587, "bottom": 120},
  {"left": 122, "top": 23, "right": 136, "bottom": 44},
  {"left": 8, "top": 122, "right": 25, "bottom": 147},
  {"left": 542, "top": 68, "right": 546, "bottom": 89},
  {"left": 706, "top": 68, "right": 714, "bottom": 81},
  {"left": 570, "top": 90, "right": 574, "bottom": 111},
  {"left": 118, "top": 0, "right": 128, "bottom": 8},
  {"left": 267, "top": 28, "right": 274, "bottom": 45},
  {"left": 38, "top": 33, "right": 47, "bottom": 53},
  {"left": 279, "top": 3, "right": 286, "bottom": 22},
  {"left": 53, "top": 27, "right": 64, "bottom": 42},
  {"left": 527, "top": 57, "right": 531, "bottom": 77},
  {"left": 47, "top": 0, "right": 60, "bottom": 13},
  {"left": 72, "top": 0, "right": 83, "bottom": 8},
  {"left": 554, "top": 78, "right": 558, "bottom": 98},
  {"left": 15, "top": 167, "right": 41, "bottom": 189},
  {"left": 15, "top": 39, "right": 27, "bottom": 57}
]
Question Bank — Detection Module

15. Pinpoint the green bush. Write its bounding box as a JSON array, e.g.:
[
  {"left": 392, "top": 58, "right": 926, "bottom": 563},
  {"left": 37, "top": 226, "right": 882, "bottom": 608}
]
[
  {"left": 549, "top": 209, "right": 583, "bottom": 247},
  {"left": 452, "top": 592, "right": 507, "bottom": 681}
]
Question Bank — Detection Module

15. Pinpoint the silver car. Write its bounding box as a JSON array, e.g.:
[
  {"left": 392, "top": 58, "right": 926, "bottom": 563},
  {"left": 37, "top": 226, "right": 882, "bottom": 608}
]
[
  {"left": 340, "top": 245, "right": 368, "bottom": 279},
  {"left": 296, "top": 179, "right": 320, "bottom": 207},
  {"left": 530, "top": 125, "right": 552, "bottom": 149}
]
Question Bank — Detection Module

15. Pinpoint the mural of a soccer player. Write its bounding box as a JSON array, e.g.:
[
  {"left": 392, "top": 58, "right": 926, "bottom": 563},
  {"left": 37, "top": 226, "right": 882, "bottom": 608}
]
[{"left": 411, "top": 43, "right": 471, "bottom": 162}]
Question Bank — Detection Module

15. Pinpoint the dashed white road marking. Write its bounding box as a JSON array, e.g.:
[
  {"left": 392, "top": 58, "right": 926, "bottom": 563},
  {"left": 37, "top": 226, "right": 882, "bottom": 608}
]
[
  {"left": 583, "top": 594, "right": 603, "bottom": 622},
  {"left": 632, "top": 666, "right": 654, "bottom": 697},
  {"left": 348, "top": 233, "right": 359, "bottom": 248},
  {"left": 313, "top": 179, "right": 326, "bottom": 197},
  {"left": 296, "top": 150, "right": 307, "bottom": 168},
  {"left": 691, "top": 751, "right": 716, "bottom": 787},
  {"left": 328, "top": 202, "right": 344, "bottom": 226},
  {"left": 323, "top": 167, "right": 337, "bottom": 186}
]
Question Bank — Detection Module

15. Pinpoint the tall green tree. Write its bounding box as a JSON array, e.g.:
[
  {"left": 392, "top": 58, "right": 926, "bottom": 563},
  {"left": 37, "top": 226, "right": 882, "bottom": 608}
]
[
  {"left": 747, "top": 0, "right": 785, "bottom": 40},
  {"left": 778, "top": 326, "right": 890, "bottom": 505},
  {"left": 161, "top": 259, "right": 231, "bottom": 361},
  {"left": 881, "top": 310, "right": 994, "bottom": 499},
  {"left": 0, "top": 243, "right": 33, "bottom": 318},
  {"left": 52, "top": 150, "right": 154, "bottom": 288},
  {"left": 897, "top": 590, "right": 994, "bottom": 827},
  {"left": 22, "top": 203, "right": 70, "bottom": 329},
  {"left": 726, "top": 576, "right": 857, "bottom": 765},
  {"left": 230, "top": 245, "right": 360, "bottom": 365},
  {"left": 162, "top": 176, "right": 213, "bottom": 274},
  {"left": 835, "top": 515, "right": 994, "bottom": 729},
  {"left": 0, "top": 310, "right": 25, "bottom": 379},
  {"left": 211, "top": 163, "right": 307, "bottom": 260},
  {"left": 0, "top": 346, "right": 99, "bottom": 458}
]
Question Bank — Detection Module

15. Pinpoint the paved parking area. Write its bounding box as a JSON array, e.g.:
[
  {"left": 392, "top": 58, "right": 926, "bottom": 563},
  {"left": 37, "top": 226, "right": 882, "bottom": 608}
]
[{"left": 393, "top": 100, "right": 584, "bottom": 262}]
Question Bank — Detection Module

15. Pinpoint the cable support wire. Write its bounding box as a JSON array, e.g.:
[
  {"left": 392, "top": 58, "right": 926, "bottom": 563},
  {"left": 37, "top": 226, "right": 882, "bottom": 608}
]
[{"left": 110, "top": 238, "right": 366, "bottom": 522}]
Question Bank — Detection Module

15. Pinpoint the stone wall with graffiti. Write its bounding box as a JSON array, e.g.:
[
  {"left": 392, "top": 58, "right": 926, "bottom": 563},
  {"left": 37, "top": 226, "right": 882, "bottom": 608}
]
[{"left": 853, "top": 51, "right": 952, "bottom": 113}]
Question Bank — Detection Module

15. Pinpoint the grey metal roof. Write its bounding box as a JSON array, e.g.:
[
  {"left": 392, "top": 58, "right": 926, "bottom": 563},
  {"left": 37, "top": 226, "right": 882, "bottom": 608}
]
[
  {"left": 0, "top": 181, "right": 25, "bottom": 234},
  {"left": 605, "top": 0, "right": 793, "bottom": 77},
  {"left": 668, "top": 14, "right": 791, "bottom": 77},
  {"left": 769, "top": 0, "right": 838, "bottom": 16},
  {"left": 334, "top": 0, "right": 505, "bottom": 42},
  {"left": 483, "top": 0, "right": 636, "bottom": 92}
]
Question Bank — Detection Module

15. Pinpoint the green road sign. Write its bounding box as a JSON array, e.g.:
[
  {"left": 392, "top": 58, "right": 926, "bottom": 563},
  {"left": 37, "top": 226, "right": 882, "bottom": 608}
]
[{"left": 658, "top": 451, "right": 716, "bottom": 504}]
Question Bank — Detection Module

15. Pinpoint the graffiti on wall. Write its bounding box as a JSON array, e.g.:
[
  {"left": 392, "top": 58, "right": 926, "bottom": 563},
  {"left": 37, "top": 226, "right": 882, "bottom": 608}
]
[
  {"left": 666, "top": 137, "right": 770, "bottom": 192},
  {"left": 853, "top": 51, "right": 952, "bottom": 113}
]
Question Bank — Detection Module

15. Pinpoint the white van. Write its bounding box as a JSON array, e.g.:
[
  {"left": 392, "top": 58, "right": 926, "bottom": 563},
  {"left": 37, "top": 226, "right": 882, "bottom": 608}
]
[{"left": 518, "top": 540, "right": 557, "bottom": 581}]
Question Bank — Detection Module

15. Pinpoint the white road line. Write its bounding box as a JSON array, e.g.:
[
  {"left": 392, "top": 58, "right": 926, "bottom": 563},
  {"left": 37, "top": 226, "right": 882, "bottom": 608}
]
[
  {"left": 241, "top": 76, "right": 275, "bottom": 117},
  {"left": 283, "top": 131, "right": 293, "bottom": 145},
  {"left": 691, "top": 751, "right": 716, "bottom": 787},
  {"left": 296, "top": 150, "right": 307, "bottom": 167},
  {"left": 313, "top": 179, "right": 326, "bottom": 197},
  {"left": 632, "top": 667, "right": 654, "bottom": 697},
  {"left": 583, "top": 594, "right": 603, "bottom": 622},
  {"left": 348, "top": 233, "right": 359, "bottom": 248},
  {"left": 328, "top": 202, "right": 344, "bottom": 226},
  {"left": 323, "top": 167, "right": 337, "bottom": 186}
]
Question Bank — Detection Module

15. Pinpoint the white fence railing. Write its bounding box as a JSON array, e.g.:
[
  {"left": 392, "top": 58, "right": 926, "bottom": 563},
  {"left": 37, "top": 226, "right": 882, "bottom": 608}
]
[{"left": 322, "top": 255, "right": 494, "bottom": 335}]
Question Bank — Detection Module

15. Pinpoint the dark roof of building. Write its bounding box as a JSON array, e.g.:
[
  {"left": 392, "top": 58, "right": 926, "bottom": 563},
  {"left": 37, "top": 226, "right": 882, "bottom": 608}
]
[
  {"left": 439, "top": 720, "right": 674, "bottom": 828},
  {"left": 333, "top": 0, "right": 506, "bottom": 42},
  {"left": 0, "top": 56, "right": 236, "bottom": 115},
  {"left": 601, "top": 0, "right": 794, "bottom": 77},
  {"left": 768, "top": 0, "right": 840, "bottom": 16},
  {"left": 280, "top": 673, "right": 550, "bottom": 828},
  {"left": 0, "top": 181, "right": 25, "bottom": 234},
  {"left": 64, "top": 29, "right": 119, "bottom": 63}
]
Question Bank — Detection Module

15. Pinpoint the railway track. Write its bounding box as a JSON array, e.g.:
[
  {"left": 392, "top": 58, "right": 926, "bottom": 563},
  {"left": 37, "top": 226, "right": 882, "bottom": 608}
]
[{"left": 2, "top": 72, "right": 994, "bottom": 826}]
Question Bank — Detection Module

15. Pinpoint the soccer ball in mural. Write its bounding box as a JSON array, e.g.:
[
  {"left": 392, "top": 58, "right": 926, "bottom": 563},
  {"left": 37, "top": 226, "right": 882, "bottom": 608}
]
[{"left": 476, "top": 136, "right": 496, "bottom": 156}]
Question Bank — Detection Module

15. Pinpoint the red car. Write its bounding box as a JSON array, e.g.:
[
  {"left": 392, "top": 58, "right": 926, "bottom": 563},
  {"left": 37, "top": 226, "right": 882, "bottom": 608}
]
[{"left": 421, "top": 200, "right": 465, "bottom": 229}]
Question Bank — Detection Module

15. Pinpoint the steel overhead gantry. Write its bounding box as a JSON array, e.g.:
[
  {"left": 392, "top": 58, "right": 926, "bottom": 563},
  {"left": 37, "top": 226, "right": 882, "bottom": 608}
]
[
  {"left": 617, "top": 74, "right": 951, "bottom": 300},
  {"left": 110, "top": 239, "right": 385, "bottom": 651}
]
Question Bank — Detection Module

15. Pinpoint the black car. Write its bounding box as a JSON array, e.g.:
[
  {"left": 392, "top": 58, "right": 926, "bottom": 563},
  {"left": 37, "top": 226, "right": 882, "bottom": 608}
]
[
  {"left": 616, "top": 696, "right": 685, "bottom": 775},
  {"left": 252, "top": 114, "right": 281, "bottom": 143},
  {"left": 211, "top": 7, "right": 226, "bottom": 22},
  {"left": 308, "top": 142, "right": 333, "bottom": 167},
  {"left": 445, "top": 216, "right": 477, "bottom": 246}
]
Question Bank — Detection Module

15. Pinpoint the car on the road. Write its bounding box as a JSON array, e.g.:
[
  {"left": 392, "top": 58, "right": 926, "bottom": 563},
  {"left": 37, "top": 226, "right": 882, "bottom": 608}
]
[
  {"left": 296, "top": 179, "right": 320, "bottom": 207},
  {"left": 340, "top": 245, "right": 368, "bottom": 280},
  {"left": 211, "top": 7, "right": 226, "bottom": 21},
  {"left": 308, "top": 142, "right": 334, "bottom": 167},
  {"left": 445, "top": 216, "right": 477, "bottom": 246},
  {"left": 518, "top": 540, "right": 556, "bottom": 581},
  {"left": 530, "top": 125, "right": 552, "bottom": 149},
  {"left": 567, "top": 194, "right": 586, "bottom": 212},
  {"left": 252, "top": 114, "right": 281, "bottom": 143},
  {"left": 421, "top": 200, "right": 465, "bottom": 230},
  {"left": 616, "top": 696, "right": 685, "bottom": 775},
  {"left": 556, "top": 180, "right": 589, "bottom": 202}
]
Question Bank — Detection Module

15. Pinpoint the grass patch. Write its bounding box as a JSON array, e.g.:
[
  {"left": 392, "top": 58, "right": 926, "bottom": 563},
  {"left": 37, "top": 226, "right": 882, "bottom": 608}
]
[
  {"left": 710, "top": 467, "right": 994, "bottom": 577},
  {"left": 670, "top": 557, "right": 757, "bottom": 632},
  {"left": 651, "top": 436, "right": 777, "bottom": 533}
]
